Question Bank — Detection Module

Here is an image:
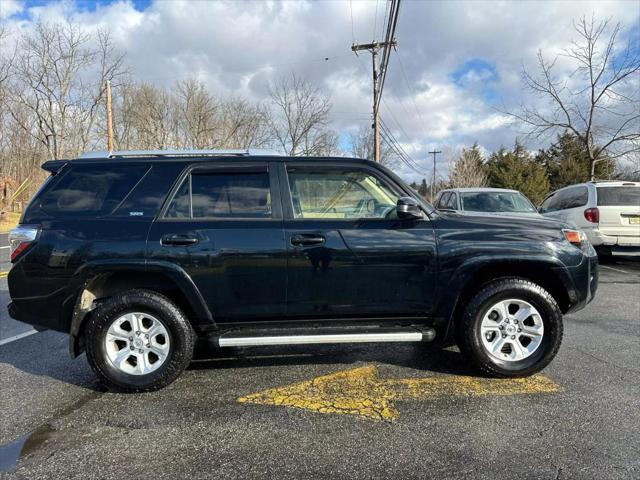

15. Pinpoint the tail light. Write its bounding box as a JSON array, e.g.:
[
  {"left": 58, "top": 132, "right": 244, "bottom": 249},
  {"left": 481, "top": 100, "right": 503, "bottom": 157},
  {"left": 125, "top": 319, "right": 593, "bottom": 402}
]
[
  {"left": 584, "top": 207, "right": 599, "bottom": 223},
  {"left": 9, "top": 225, "right": 40, "bottom": 263}
]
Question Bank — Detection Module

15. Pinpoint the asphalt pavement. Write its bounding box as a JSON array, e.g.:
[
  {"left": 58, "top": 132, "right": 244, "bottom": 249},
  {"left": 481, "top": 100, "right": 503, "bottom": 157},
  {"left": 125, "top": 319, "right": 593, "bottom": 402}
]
[{"left": 0, "top": 254, "right": 639, "bottom": 479}]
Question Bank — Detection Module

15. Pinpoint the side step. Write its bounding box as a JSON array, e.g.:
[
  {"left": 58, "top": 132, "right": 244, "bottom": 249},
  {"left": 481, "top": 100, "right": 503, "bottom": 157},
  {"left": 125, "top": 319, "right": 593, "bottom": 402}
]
[{"left": 214, "top": 326, "right": 436, "bottom": 348}]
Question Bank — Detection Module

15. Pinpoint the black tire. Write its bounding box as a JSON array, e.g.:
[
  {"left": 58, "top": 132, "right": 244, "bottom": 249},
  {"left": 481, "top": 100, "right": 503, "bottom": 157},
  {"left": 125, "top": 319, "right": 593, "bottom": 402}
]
[
  {"left": 456, "top": 278, "right": 563, "bottom": 377},
  {"left": 85, "top": 289, "right": 195, "bottom": 392}
]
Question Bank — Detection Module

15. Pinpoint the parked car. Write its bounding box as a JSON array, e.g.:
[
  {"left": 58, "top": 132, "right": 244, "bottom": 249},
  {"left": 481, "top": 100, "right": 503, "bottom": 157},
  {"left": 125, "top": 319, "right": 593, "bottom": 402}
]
[
  {"left": 540, "top": 181, "right": 640, "bottom": 257},
  {"left": 8, "top": 150, "right": 598, "bottom": 392},
  {"left": 434, "top": 188, "right": 539, "bottom": 215}
]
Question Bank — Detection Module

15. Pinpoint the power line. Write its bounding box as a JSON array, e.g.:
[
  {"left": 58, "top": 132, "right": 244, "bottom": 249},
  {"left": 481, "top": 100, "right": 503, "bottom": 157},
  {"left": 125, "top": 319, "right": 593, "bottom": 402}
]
[
  {"left": 379, "top": 119, "right": 426, "bottom": 175},
  {"left": 351, "top": 0, "right": 400, "bottom": 163},
  {"left": 376, "top": 0, "right": 400, "bottom": 113},
  {"left": 396, "top": 53, "right": 429, "bottom": 134},
  {"left": 349, "top": 0, "right": 355, "bottom": 44}
]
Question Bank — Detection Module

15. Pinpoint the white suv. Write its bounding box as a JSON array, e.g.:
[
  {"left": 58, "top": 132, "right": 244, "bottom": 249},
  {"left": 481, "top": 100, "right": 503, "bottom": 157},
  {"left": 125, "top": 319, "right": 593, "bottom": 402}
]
[{"left": 540, "top": 181, "right": 640, "bottom": 256}]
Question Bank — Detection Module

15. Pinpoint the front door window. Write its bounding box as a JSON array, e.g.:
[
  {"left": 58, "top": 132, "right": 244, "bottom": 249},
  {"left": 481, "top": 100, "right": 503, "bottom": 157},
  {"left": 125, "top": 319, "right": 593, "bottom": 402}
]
[{"left": 287, "top": 168, "right": 400, "bottom": 219}]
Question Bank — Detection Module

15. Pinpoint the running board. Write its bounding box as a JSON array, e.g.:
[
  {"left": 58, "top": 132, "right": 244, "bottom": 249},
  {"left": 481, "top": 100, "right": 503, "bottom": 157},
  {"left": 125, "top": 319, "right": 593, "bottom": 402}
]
[{"left": 215, "top": 327, "right": 435, "bottom": 347}]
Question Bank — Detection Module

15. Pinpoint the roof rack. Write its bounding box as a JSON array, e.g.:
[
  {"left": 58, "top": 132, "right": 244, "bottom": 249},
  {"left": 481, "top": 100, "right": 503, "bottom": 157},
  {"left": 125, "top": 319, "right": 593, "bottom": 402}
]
[{"left": 78, "top": 149, "right": 284, "bottom": 159}]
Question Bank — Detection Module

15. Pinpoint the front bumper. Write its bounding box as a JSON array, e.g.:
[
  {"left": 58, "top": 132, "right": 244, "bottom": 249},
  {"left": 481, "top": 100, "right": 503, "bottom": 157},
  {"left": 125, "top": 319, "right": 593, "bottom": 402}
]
[{"left": 564, "top": 250, "right": 598, "bottom": 313}]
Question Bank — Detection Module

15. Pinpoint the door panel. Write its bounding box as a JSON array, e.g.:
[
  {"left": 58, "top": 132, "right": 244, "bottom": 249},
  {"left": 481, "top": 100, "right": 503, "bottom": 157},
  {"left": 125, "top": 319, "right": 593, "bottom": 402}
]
[
  {"left": 147, "top": 163, "right": 286, "bottom": 321},
  {"left": 280, "top": 163, "right": 437, "bottom": 319}
]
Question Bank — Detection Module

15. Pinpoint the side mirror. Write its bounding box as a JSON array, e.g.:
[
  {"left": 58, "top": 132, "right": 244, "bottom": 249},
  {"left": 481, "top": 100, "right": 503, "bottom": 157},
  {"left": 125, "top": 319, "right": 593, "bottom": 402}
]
[{"left": 396, "top": 197, "right": 423, "bottom": 220}]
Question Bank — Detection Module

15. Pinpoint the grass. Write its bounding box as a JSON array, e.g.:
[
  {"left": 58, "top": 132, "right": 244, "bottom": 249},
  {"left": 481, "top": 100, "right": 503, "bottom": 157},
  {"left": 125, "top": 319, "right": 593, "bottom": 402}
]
[{"left": 0, "top": 211, "right": 21, "bottom": 232}]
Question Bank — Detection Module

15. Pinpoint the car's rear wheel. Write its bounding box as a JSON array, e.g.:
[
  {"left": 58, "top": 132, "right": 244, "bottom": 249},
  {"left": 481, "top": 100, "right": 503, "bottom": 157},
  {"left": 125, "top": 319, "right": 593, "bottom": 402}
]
[
  {"left": 456, "top": 278, "right": 563, "bottom": 377},
  {"left": 85, "top": 289, "right": 195, "bottom": 392}
]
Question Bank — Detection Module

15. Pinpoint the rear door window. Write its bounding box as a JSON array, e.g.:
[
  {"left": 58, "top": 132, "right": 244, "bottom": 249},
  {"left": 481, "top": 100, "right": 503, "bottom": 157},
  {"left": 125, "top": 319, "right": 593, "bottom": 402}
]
[
  {"left": 597, "top": 187, "right": 640, "bottom": 206},
  {"left": 561, "top": 187, "right": 588, "bottom": 209},
  {"left": 40, "top": 165, "right": 149, "bottom": 217},
  {"left": 166, "top": 171, "right": 272, "bottom": 219}
]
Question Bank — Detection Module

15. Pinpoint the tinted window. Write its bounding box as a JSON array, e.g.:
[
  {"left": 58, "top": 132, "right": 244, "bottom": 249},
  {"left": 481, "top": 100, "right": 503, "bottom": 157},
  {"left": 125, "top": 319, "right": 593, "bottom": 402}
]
[
  {"left": 166, "top": 172, "right": 271, "bottom": 219},
  {"left": 444, "top": 192, "right": 458, "bottom": 209},
  {"left": 288, "top": 168, "right": 399, "bottom": 219},
  {"left": 437, "top": 192, "right": 451, "bottom": 208},
  {"left": 560, "top": 187, "right": 588, "bottom": 209},
  {"left": 40, "top": 165, "right": 148, "bottom": 217},
  {"left": 460, "top": 192, "right": 536, "bottom": 213},
  {"left": 597, "top": 187, "right": 640, "bottom": 206},
  {"left": 541, "top": 192, "right": 560, "bottom": 213}
]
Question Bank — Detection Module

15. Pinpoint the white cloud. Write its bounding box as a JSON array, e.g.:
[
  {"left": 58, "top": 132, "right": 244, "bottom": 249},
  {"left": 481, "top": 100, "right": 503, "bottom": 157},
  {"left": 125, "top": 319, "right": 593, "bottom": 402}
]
[
  {"left": 0, "top": 0, "right": 23, "bottom": 19},
  {"left": 2, "top": 0, "right": 638, "bottom": 181}
]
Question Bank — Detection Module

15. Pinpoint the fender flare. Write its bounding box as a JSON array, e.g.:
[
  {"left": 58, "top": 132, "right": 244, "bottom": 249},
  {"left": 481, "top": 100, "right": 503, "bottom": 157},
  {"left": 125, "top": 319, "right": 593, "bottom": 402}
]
[
  {"left": 67, "top": 260, "right": 213, "bottom": 357},
  {"left": 436, "top": 255, "right": 577, "bottom": 342}
]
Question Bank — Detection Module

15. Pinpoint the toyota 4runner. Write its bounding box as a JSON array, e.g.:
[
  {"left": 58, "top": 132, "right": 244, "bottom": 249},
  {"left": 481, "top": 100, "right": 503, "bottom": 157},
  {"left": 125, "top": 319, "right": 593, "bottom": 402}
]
[{"left": 8, "top": 150, "right": 598, "bottom": 392}]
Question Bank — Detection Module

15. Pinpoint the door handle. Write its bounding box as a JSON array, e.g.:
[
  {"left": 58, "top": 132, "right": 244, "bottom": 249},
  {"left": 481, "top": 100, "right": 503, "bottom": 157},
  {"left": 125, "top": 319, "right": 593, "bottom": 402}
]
[
  {"left": 161, "top": 234, "right": 199, "bottom": 246},
  {"left": 291, "top": 234, "right": 325, "bottom": 247}
]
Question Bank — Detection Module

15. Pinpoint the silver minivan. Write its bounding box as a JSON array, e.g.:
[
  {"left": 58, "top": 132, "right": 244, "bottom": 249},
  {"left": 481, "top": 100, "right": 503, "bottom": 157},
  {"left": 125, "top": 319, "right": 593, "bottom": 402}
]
[{"left": 540, "top": 181, "right": 640, "bottom": 256}]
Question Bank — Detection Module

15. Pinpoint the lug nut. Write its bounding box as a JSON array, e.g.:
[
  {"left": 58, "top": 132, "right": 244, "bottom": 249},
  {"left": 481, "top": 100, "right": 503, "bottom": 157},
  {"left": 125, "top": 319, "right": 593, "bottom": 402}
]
[
  {"left": 502, "top": 334, "right": 507, "bottom": 338},
  {"left": 499, "top": 325, "right": 504, "bottom": 330},
  {"left": 136, "top": 331, "right": 140, "bottom": 335},
  {"left": 517, "top": 328, "right": 522, "bottom": 332},
  {"left": 129, "top": 336, "right": 133, "bottom": 341},
  {"left": 130, "top": 345, "right": 135, "bottom": 350},
  {"left": 511, "top": 335, "right": 516, "bottom": 340},
  {"left": 138, "top": 349, "right": 143, "bottom": 353},
  {"left": 505, "top": 319, "right": 510, "bottom": 324}
]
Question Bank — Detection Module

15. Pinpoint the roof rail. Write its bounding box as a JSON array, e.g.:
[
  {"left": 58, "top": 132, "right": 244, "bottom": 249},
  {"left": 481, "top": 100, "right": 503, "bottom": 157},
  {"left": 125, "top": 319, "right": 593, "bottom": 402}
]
[{"left": 78, "top": 149, "right": 284, "bottom": 159}]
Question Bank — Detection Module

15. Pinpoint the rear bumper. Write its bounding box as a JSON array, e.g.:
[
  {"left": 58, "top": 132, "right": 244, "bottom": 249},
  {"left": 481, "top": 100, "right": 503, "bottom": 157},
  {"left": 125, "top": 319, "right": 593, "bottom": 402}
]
[
  {"left": 585, "top": 228, "right": 640, "bottom": 247},
  {"left": 7, "top": 267, "right": 74, "bottom": 333}
]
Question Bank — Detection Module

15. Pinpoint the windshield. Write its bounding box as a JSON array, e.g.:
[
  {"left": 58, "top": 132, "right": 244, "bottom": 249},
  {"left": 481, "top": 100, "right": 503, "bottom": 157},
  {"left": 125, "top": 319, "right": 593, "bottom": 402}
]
[
  {"left": 596, "top": 186, "right": 640, "bottom": 206},
  {"left": 460, "top": 192, "right": 537, "bottom": 213}
]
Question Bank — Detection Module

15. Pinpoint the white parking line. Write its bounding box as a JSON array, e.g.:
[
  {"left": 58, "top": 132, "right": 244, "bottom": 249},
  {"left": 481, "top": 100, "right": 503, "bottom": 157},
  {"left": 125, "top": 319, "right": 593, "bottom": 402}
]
[
  {"left": 0, "top": 246, "right": 10, "bottom": 250},
  {"left": 599, "top": 264, "right": 632, "bottom": 274},
  {"left": 0, "top": 329, "right": 38, "bottom": 347}
]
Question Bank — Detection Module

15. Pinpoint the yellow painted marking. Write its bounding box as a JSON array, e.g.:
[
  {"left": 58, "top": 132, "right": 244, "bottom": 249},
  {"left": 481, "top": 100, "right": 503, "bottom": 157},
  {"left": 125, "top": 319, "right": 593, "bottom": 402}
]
[
  {"left": 0, "top": 271, "right": 8, "bottom": 278},
  {"left": 238, "top": 365, "right": 560, "bottom": 421}
]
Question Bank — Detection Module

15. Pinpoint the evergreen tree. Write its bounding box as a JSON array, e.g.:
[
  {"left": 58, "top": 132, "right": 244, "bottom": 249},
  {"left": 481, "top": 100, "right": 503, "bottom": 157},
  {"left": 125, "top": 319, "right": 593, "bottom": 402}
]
[
  {"left": 535, "top": 132, "right": 615, "bottom": 190},
  {"left": 486, "top": 140, "right": 550, "bottom": 205},
  {"left": 418, "top": 178, "right": 428, "bottom": 197}
]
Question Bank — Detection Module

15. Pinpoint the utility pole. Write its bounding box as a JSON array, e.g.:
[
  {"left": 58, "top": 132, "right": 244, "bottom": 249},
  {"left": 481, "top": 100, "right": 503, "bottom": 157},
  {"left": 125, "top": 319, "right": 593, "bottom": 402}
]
[
  {"left": 352, "top": 40, "right": 397, "bottom": 162},
  {"left": 428, "top": 149, "right": 441, "bottom": 200},
  {"left": 106, "top": 80, "right": 114, "bottom": 154}
]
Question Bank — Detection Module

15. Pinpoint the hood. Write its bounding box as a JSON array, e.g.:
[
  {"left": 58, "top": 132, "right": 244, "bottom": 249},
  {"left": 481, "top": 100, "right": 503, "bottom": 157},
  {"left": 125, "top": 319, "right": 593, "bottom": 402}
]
[{"left": 433, "top": 209, "right": 570, "bottom": 231}]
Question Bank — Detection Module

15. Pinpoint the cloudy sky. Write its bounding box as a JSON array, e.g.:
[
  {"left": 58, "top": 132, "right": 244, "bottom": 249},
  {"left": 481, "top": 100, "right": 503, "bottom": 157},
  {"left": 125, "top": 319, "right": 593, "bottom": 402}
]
[{"left": 1, "top": 0, "right": 638, "bottom": 180}]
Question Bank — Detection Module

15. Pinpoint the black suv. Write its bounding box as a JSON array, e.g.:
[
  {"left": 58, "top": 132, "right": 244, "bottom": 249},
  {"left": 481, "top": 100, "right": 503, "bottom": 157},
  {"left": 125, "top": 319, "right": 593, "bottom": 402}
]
[{"left": 8, "top": 150, "right": 598, "bottom": 392}]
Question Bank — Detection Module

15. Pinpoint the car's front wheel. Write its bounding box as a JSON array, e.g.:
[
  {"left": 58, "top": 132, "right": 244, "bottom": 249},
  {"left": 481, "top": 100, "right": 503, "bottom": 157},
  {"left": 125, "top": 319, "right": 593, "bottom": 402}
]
[
  {"left": 456, "top": 278, "right": 563, "bottom": 377},
  {"left": 85, "top": 289, "right": 195, "bottom": 392}
]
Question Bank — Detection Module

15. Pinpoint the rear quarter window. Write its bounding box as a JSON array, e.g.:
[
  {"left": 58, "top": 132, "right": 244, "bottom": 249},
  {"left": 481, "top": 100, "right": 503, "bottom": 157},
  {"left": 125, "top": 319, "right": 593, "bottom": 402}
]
[
  {"left": 596, "top": 187, "right": 640, "bottom": 206},
  {"left": 39, "top": 164, "right": 149, "bottom": 217}
]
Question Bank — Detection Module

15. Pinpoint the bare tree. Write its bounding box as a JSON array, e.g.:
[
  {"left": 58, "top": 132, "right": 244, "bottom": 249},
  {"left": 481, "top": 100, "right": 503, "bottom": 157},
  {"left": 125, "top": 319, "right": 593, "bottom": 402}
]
[
  {"left": 508, "top": 16, "right": 639, "bottom": 180},
  {"left": 7, "top": 22, "right": 126, "bottom": 159},
  {"left": 448, "top": 145, "right": 489, "bottom": 188},
  {"left": 268, "top": 74, "right": 336, "bottom": 156},
  {"left": 175, "top": 78, "right": 218, "bottom": 149},
  {"left": 349, "top": 125, "right": 398, "bottom": 168},
  {"left": 219, "top": 98, "right": 273, "bottom": 149}
]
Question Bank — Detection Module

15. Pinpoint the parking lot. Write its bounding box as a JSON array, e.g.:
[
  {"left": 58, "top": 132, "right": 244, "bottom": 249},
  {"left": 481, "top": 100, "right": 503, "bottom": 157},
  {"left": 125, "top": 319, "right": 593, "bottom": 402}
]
[{"left": 1, "top": 251, "right": 638, "bottom": 479}]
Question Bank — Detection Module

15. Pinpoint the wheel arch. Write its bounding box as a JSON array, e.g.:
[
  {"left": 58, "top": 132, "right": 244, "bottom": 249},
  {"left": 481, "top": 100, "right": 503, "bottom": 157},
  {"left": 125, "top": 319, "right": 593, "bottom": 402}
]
[
  {"left": 439, "top": 257, "right": 576, "bottom": 344},
  {"left": 68, "top": 261, "right": 214, "bottom": 357}
]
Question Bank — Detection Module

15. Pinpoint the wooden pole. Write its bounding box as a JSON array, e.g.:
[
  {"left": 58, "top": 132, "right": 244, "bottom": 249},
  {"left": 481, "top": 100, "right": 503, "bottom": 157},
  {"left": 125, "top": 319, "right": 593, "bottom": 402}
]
[{"left": 106, "top": 80, "right": 114, "bottom": 153}]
